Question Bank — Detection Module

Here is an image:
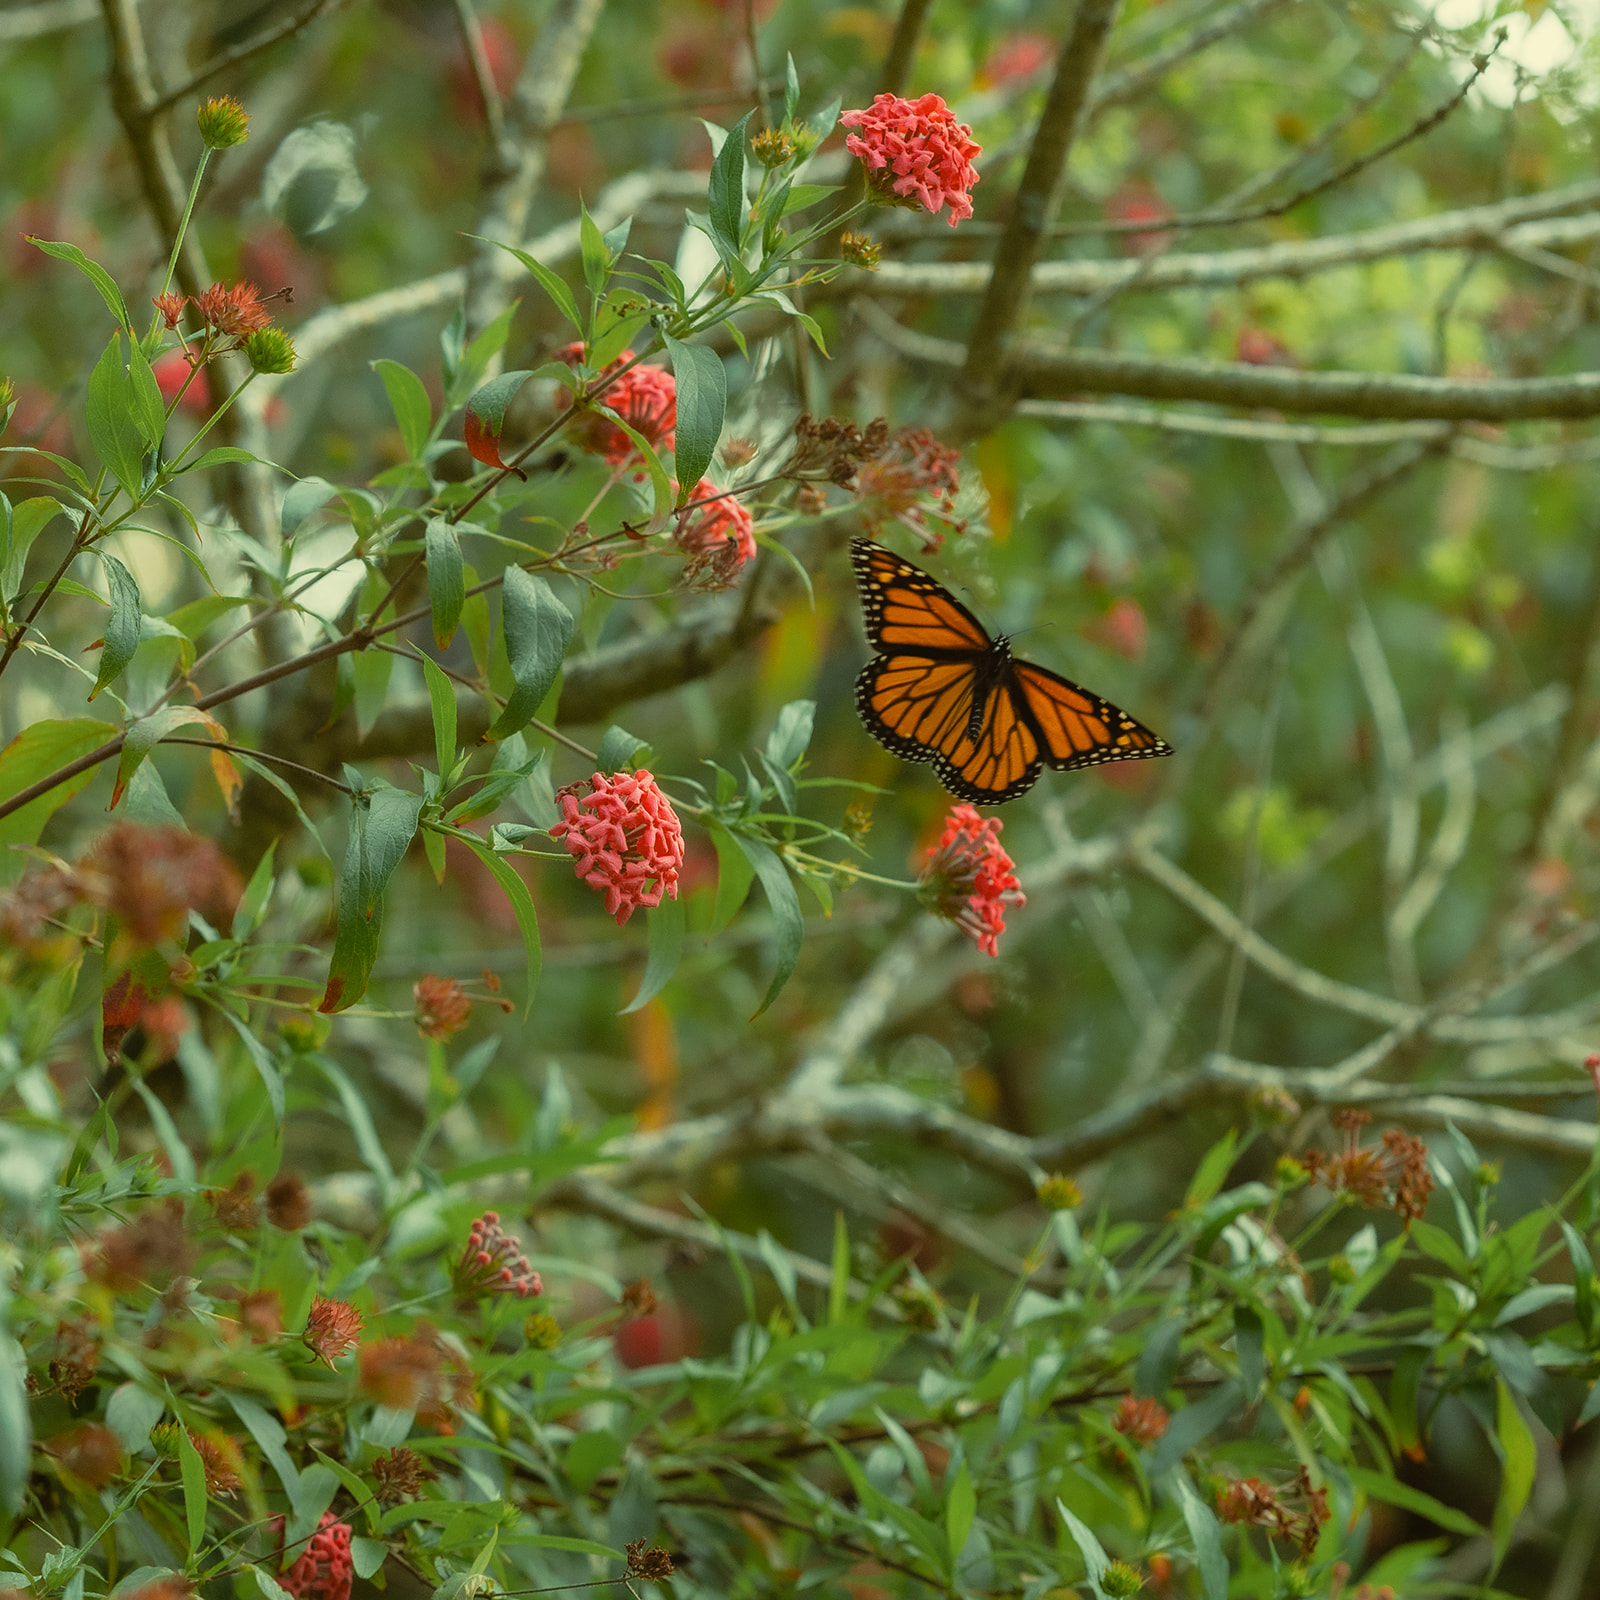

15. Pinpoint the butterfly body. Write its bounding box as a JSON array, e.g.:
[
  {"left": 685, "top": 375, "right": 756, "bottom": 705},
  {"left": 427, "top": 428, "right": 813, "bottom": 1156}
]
[{"left": 851, "top": 538, "right": 1173, "bottom": 805}]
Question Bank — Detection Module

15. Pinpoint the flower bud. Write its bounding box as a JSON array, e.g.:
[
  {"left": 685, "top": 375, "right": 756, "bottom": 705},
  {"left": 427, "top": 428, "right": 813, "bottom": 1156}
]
[
  {"left": 197, "top": 95, "right": 250, "bottom": 149},
  {"left": 719, "top": 436, "right": 758, "bottom": 469},
  {"left": 1102, "top": 1562, "right": 1145, "bottom": 1598},
  {"left": 0, "top": 376, "right": 14, "bottom": 434},
  {"left": 1036, "top": 1173, "right": 1082, "bottom": 1211},
  {"left": 243, "top": 328, "right": 296, "bottom": 375},
  {"left": 840, "top": 229, "right": 881, "bottom": 270},
  {"left": 523, "top": 1311, "right": 562, "bottom": 1350},
  {"left": 752, "top": 128, "right": 796, "bottom": 167},
  {"left": 150, "top": 1420, "right": 183, "bottom": 1458}
]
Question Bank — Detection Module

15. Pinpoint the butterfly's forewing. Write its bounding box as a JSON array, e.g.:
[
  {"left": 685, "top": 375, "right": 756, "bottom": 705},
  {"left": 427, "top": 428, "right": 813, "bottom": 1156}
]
[{"left": 852, "top": 539, "right": 992, "bottom": 656}]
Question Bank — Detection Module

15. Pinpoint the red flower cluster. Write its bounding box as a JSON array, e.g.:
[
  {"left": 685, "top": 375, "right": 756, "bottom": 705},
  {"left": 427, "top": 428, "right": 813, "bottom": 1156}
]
[
  {"left": 279, "top": 1513, "right": 354, "bottom": 1600},
  {"left": 853, "top": 426, "right": 964, "bottom": 550},
  {"left": 1214, "top": 1468, "right": 1329, "bottom": 1557},
  {"left": 549, "top": 769, "right": 684, "bottom": 926},
  {"left": 302, "top": 1295, "right": 364, "bottom": 1368},
  {"left": 919, "top": 804, "right": 1025, "bottom": 958},
  {"left": 151, "top": 280, "right": 273, "bottom": 337},
  {"left": 413, "top": 973, "right": 471, "bottom": 1039},
  {"left": 454, "top": 1211, "right": 542, "bottom": 1299},
  {"left": 556, "top": 344, "right": 676, "bottom": 465},
  {"left": 841, "top": 92, "right": 981, "bottom": 227},
  {"left": 1111, "top": 1393, "right": 1170, "bottom": 1445},
  {"left": 1299, "top": 1109, "right": 1435, "bottom": 1227},
  {"left": 674, "top": 481, "right": 756, "bottom": 583}
]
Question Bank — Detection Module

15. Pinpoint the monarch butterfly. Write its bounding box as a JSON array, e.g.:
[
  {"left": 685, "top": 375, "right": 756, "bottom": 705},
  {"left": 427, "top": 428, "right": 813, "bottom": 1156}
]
[{"left": 851, "top": 538, "right": 1173, "bottom": 804}]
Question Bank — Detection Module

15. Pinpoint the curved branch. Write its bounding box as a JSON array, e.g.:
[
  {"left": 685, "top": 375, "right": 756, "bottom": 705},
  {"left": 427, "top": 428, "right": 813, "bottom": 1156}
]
[{"left": 149, "top": 0, "right": 343, "bottom": 113}]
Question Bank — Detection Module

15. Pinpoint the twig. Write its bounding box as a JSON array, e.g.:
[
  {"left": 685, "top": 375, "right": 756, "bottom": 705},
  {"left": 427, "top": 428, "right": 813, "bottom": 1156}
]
[
  {"left": 877, "top": 0, "right": 934, "bottom": 97},
  {"left": 450, "top": 0, "right": 509, "bottom": 154},
  {"left": 149, "top": 0, "right": 343, "bottom": 113},
  {"left": 161, "top": 738, "right": 354, "bottom": 795},
  {"left": 741, "top": 0, "right": 769, "bottom": 126},
  {"left": 0, "top": 0, "right": 104, "bottom": 43}
]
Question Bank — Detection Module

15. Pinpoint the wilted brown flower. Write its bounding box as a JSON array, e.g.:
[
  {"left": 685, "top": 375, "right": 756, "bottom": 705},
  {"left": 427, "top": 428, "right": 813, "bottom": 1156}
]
[
  {"left": 853, "top": 426, "right": 964, "bottom": 551},
  {"left": 372, "top": 1445, "right": 435, "bottom": 1505},
  {"left": 1214, "top": 1467, "right": 1328, "bottom": 1557},
  {"left": 1112, "top": 1394, "right": 1170, "bottom": 1446},
  {"left": 1299, "top": 1112, "right": 1435, "bottom": 1228},
  {"left": 0, "top": 859, "right": 79, "bottom": 958},
  {"left": 195, "top": 280, "right": 272, "bottom": 337},
  {"left": 785, "top": 413, "right": 890, "bottom": 484},
  {"left": 47, "top": 1317, "right": 98, "bottom": 1401},
  {"left": 265, "top": 1170, "right": 312, "bottom": 1230},
  {"left": 85, "top": 1200, "right": 193, "bottom": 1292},
  {"left": 77, "top": 824, "right": 241, "bottom": 950},
  {"left": 414, "top": 973, "right": 472, "bottom": 1040},
  {"left": 47, "top": 1422, "right": 122, "bottom": 1487},
  {"left": 303, "top": 1296, "right": 364, "bottom": 1367},
  {"left": 190, "top": 1429, "right": 244, "bottom": 1495},
  {"left": 624, "top": 1540, "right": 675, "bottom": 1581},
  {"left": 359, "top": 1326, "right": 474, "bottom": 1430},
  {"left": 619, "top": 1278, "right": 657, "bottom": 1321},
  {"left": 208, "top": 1170, "right": 260, "bottom": 1232}
]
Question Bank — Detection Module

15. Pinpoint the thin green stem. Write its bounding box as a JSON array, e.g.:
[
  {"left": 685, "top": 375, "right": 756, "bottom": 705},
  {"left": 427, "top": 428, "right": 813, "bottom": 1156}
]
[{"left": 147, "top": 149, "right": 212, "bottom": 342}]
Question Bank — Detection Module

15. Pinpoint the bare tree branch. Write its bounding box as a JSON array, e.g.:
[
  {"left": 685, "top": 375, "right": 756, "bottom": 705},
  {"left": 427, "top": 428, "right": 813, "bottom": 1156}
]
[
  {"left": 0, "top": 0, "right": 109, "bottom": 43},
  {"left": 149, "top": 0, "right": 343, "bottom": 114}
]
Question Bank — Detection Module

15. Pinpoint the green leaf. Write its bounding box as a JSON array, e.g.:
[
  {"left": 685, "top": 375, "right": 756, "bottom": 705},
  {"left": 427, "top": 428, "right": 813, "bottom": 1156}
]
[
  {"left": 468, "top": 234, "right": 584, "bottom": 332},
  {"left": 2, "top": 496, "right": 66, "bottom": 602},
  {"left": 350, "top": 1540, "right": 386, "bottom": 1580},
  {"left": 708, "top": 821, "right": 755, "bottom": 933},
  {"left": 1233, "top": 1303, "right": 1265, "bottom": 1399},
  {"left": 784, "top": 51, "right": 800, "bottom": 121},
  {"left": 944, "top": 1462, "right": 976, "bottom": 1581},
  {"left": 829, "top": 1211, "right": 851, "bottom": 1323},
  {"left": 485, "top": 567, "right": 574, "bottom": 741},
  {"left": 90, "top": 552, "right": 141, "bottom": 700},
  {"left": 1185, "top": 1128, "right": 1238, "bottom": 1208},
  {"left": 305, "top": 1053, "right": 396, "bottom": 1202},
  {"left": 179, "top": 445, "right": 260, "bottom": 473},
  {"left": 0, "top": 718, "right": 116, "bottom": 884},
  {"left": 1346, "top": 1467, "right": 1485, "bottom": 1539},
  {"left": 236, "top": 840, "right": 277, "bottom": 937},
  {"left": 734, "top": 834, "right": 803, "bottom": 1016},
  {"left": 1562, "top": 1218, "right": 1596, "bottom": 1338},
  {"left": 127, "top": 337, "right": 166, "bottom": 448},
  {"left": 597, "top": 724, "right": 651, "bottom": 773},
  {"left": 104, "top": 1382, "right": 165, "bottom": 1450},
  {"left": 281, "top": 476, "right": 339, "bottom": 537},
  {"left": 1389, "top": 1344, "right": 1427, "bottom": 1457},
  {"left": 352, "top": 645, "right": 393, "bottom": 742},
  {"left": 1170, "top": 1472, "right": 1229, "bottom": 1600},
  {"left": 372, "top": 359, "right": 432, "bottom": 461},
  {"left": 663, "top": 335, "right": 726, "bottom": 498},
  {"left": 319, "top": 787, "right": 425, "bottom": 1013},
  {"left": 86, "top": 332, "right": 149, "bottom": 496},
  {"left": 461, "top": 834, "right": 541, "bottom": 1008},
  {"left": 579, "top": 199, "right": 610, "bottom": 304},
  {"left": 422, "top": 655, "right": 458, "bottom": 779},
  {"left": 463, "top": 368, "right": 539, "bottom": 471},
  {"left": 111, "top": 705, "right": 218, "bottom": 808},
  {"left": 708, "top": 109, "right": 754, "bottom": 252},
  {"left": 621, "top": 894, "right": 685, "bottom": 1015},
  {"left": 765, "top": 698, "right": 815, "bottom": 769},
  {"left": 177, "top": 1425, "right": 207, "bottom": 1555},
  {"left": 423, "top": 517, "right": 466, "bottom": 647},
  {"left": 1055, "top": 1499, "right": 1110, "bottom": 1600},
  {"left": 447, "top": 300, "right": 520, "bottom": 409},
  {"left": 27, "top": 236, "right": 131, "bottom": 328},
  {"left": 1492, "top": 1378, "right": 1536, "bottom": 1570},
  {"left": 0, "top": 1297, "right": 29, "bottom": 1515}
]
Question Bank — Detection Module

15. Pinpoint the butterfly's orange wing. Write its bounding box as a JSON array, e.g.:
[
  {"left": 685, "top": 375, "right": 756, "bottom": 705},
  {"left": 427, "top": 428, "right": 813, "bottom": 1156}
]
[
  {"left": 852, "top": 539, "right": 992, "bottom": 656},
  {"left": 1010, "top": 661, "right": 1174, "bottom": 772}
]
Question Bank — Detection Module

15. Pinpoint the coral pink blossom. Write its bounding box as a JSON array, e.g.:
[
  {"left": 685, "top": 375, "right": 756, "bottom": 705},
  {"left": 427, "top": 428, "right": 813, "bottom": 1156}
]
[
  {"left": 279, "top": 1514, "right": 354, "bottom": 1600},
  {"left": 549, "top": 770, "right": 684, "bottom": 926},
  {"left": 556, "top": 344, "right": 676, "bottom": 464},
  {"left": 674, "top": 481, "right": 756, "bottom": 581},
  {"left": 454, "top": 1211, "right": 541, "bottom": 1299},
  {"left": 840, "top": 92, "right": 981, "bottom": 227},
  {"left": 919, "top": 804, "right": 1025, "bottom": 957}
]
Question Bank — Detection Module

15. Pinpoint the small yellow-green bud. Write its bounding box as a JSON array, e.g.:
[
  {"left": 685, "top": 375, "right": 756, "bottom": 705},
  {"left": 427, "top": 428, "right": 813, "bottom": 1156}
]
[
  {"left": 1101, "top": 1561, "right": 1144, "bottom": 1598},
  {"left": 892, "top": 1279, "right": 941, "bottom": 1329},
  {"left": 1476, "top": 1160, "right": 1501, "bottom": 1187},
  {"left": 243, "top": 327, "right": 296, "bottom": 375},
  {"left": 1328, "top": 1253, "right": 1355, "bottom": 1284},
  {"left": 840, "top": 229, "right": 882, "bottom": 270},
  {"left": 1248, "top": 1085, "right": 1301, "bottom": 1125},
  {"left": 1036, "top": 1173, "right": 1083, "bottom": 1212},
  {"left": 1275, "top": 1155, "right": 1309, "bottom": 1190},
  {"left": 197, "top": 95, "right": 250, "bottom": 149},
  {"left": 150, "top": 1420, "right": 182, "bottom": 1458},
  {"left": 752, "top": 127, "right": 796, "bottom": 167},
  {"left": 523, "top": 1311, "right": 562, "bottom": 1350},
  {"left": 278, "top": 1013, "right": 328, "bottom": 1053}
]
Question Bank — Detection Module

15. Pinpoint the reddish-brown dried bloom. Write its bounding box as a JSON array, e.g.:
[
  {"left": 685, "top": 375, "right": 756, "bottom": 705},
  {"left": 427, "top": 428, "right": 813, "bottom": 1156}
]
[
  {"left": 235, "top": 1288, "right": 285, "bottom": 1342},
  {"left": 854, "top": 426, "right": 964, "bottom": 550},
  {"left": 265, "top": 1170, "right": 313, "bottom": 1230},
  {"left": 152, "top": 292, "right": 188, "bottom": 329},
  {"left": 1299, "top": 1112, "right": 1434, "bottom": 1228},
  {"left": 303, "top": 1295, "right": 364, "bottom": 1368},
  {"left": 194, "top": 280, "right": 272, "bottom": 337},
  {"left": 85, "top": 1200, "right": 193, "bottom": 1292},
  {"left": 454, "top": 1210, "right": 542, "bottom": 1299},
  {"left": 624, "top": 1540, "right": 675, "bottom": 1581},
  {"left": 208, "top": 1170, "right": 260, "bottom": 1231},
  {"left": 413, "top": 973, "right": 472, "bottom": 1040},
  {"left": 372, "top": 1445, "right": 435, "bottom": 1504},
  {"left": 48, "top": 1317, "right": 99, "bottom": 1401},
  {"left": 620, "top": 1277, "right": 658, "bottom": 1321},
  {"left": 556, "top": 344, "right": 676, "bottom": 464},
  {"left": 1214, "top": 1468, "right": 1328, "bottom": 1556},
  {"left": 549, "top": 770, "right": 684, "bottom": 926},
  {"left": 358, "top": 1328, "right": 473, "bottom": 1430},
  {"left": 919, "top": 805, "right": 1025, "bottom": 958},
  {"left": 280, "top": 1513, "right": 353, "bottom": 1600},
  {"left": 674, "top": 480, "right": 756, "bottom": 583},
  {"left": 840, "top": 92, "right": 981, "bottom": 227},
  {"left": 47, "top": 1422, "right": 122, "bottom": 1488},
  {"left": 1112, "top": 1394, "right": 1170, "bottom": 1446},
  {"left": 0, "top": 858, "right": 79, "bottom": 958},
  {"left": 77, "top": 823, "right": 241, "bottom": 949},
  {"left": 190, "top": 1429, "right": 244, "bottom": 1496}
]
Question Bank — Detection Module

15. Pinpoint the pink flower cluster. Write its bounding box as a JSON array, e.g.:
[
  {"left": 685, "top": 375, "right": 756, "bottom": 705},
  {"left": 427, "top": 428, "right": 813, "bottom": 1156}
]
[
  {"left": 841, "top": 93, "right": 981, "bottom": 227},
  {"left": 454, "top": 1211, "right": 541, "bottom": 1299},
  {"left": 280, "top": 1514, "right": 353, "bottom": 1600},
  {"left": 556, "top": 344, "right": 676, "bottom": 465},
  {"left": 674, "top": 480, "right": 756, "bottom": 582},
  {"left": 919, "top": 804, "right": 1025, "bottom": 957},
  {"left": 549, "top": 769, "right": 684, "bottom": 926}
]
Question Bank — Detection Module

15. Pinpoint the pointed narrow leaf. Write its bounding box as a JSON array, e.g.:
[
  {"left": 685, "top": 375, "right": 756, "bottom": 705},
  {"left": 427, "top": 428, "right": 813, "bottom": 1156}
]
[
  {"left": 463, "top": 369, "right": 538, "bottom": 470},
  {"left": 372, "top": 359, "right": 432, "bottom": 460},
  {"left": 111, "top": 705, "right": 225, "bottom": 808},
  {"left": 26, "top": 236, "right": 131, "bottom": 328},
  {"left": 945, "top": 1463, "right": 976, "bottom": 1579},
  {"left": 127, "top": 338, "right": 166, "bottom": 448},
  {"left": 467, "top": 234, "right": 583, "bottom": 331},
  {"left": 2, "top": 497, "right": 65, "bottom": 599},
  {"left": 663, "top": 335, "right": 726, "bottom": 498},
  {"left": 91, "top": 552, "right": 141, "bottom": 698},
  {"left": 1346, "top": 1467, "right": 1484, "bottom": 1539},
  {"left": 708, "top": 821, "right": 755, "bottom": 933},
  {"left": 319, "top": 788, "right": 424, "bottom": 1012},
  {"left": 0, "top": 719, "right": 116, "bottom": 881},
  {"left": 1055, "top": 1500, "right": 1109, "bottom": 1598},
  {"left": 708, "top": 110, "right": 754, "bottom": 252},
  {"left": 485, "top": 566, "right": 574, "bottom": 741},
  {"left": 448, "top": 300, "right": 520, "bottom": 407},
  {"left": 734, "top": 834, "right": 803, "bottom": 1015},
  {"left": 424, "top": 516, "right": 465, "bottom": 646},
  {"left": 86, "top": 333, "right": 148, "bottom": 495},
  {"left": 1171, "top": 1472, "right": 1229, "bottom": 1600},
  {"left": 1492, "top": 1379, "right": 1535, "bottom": 1569},
  {"left": 178, "top": 1425, "right": 208, "bottom": 1555},
  {"left": 461, "top": 834, "right": 541, "bottom": 1007},
  {"left": 422, "top": 654, "right": 457, "bottom": 778},
  {"left": 621, "top": 893, "right": 684, "bottom": 1014},
  {"left": 579, "top": 199, "right": 609, "bottom": 301},
  {"left": 281, "top": 476, "right": 339, "bottom": 537}
]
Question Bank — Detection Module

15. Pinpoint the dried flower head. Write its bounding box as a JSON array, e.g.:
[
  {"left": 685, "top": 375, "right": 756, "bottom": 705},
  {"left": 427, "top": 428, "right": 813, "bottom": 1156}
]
[
  {"left": 854, "top": 426, "right": 964, "bottom": 551},
  {"left": 265, "top": 1170, "right": 313, "bottom": 1230},
  {"left": 620, "top": 1277, "right": 658, "bottom": 1321},
  {"left": 454, "top": 1211, "right": 542, "bottom": 1300},
  {"left": 414, "top": 973, "right": 472, "bottom": 1040},
  {"left": 787, "top": 412, "right": 891, "bottom": 482},
  {"left": 243, "top": 327, "right": 297, "bottom": 375},
  {"left": 1112, "top": 1394, "right": 1170, "bottom": 1446},
  {"left": 372, "top": 1445, "right": 435, "bottom": 1505},
  {"left": 840, "top": 92, "right": 981, "bottom": 227},
  {"left": 624, "top": 1540, "right": 675, "bottom": 1581},
  {"left": 752, "top": 127, "right": 795, "bottom": 166},
  {"left": 549, "top": 770, "right": 684, "bottom": 926},
  {"left": 840, "top": 229, "right": 882, "bottom": 270},
  {"left": 47, "top": 1422, "right": 122, "bottom": 1488},
  {"left": 86, "top": 1200, "right": 193, "bottom": 1292},
  {"left": 359, "top": 1327, "right": 474, "bottom": 1429},
  {"left": 1299, "top": 1115, "right": 1434, "bottom": 1227},
  {"left": 47, "top": 1316, "right": 98, "bottom": 1401},
  {"left": 197, "top": 94, "right": 250, "bottom": 148},
  {"left": 1036, "top": 1173, "right": 1082, "bottom": 1211},
  {"left": 190, "top": 1429, "right": 244, "bottom": 1496},
  {"left": 78, "top": 823, "right": 241, "bottom": 949},
  {"left": 919, "top": 804, "right": 1025, "bottom": 958},
  {"left": 524, "top": 1310, "right": 563, "bottom": 1349},
  {"left": 674, "top": 481, "right": 756, "bottom": 584},
  {"left": 0, "top": 856, "right": 79, "bottom": 960},
  {"left": 208, "top": 1170, "right": 260, "bottom": 1232},
  {"left": 152, "top": 292, "right": 188, "bottom": 329},
  {"left": 195, "top": 280, "right": 272, "bottom": 337},
  {"left": 303, "top": 1295, "right": 364, "bottom": 1368},
  {"left": 279, "top": 1513, "right": 354, "bottom": 1600},
  {"left": 556, "top": 344, "right": 676, "bottom": 464},
  {"left": 719, "top": 435, "right": 758, "bottom": 469},
  {"left": 1214, "top": 1467, "right": 1328, "bottom": 1557}
]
